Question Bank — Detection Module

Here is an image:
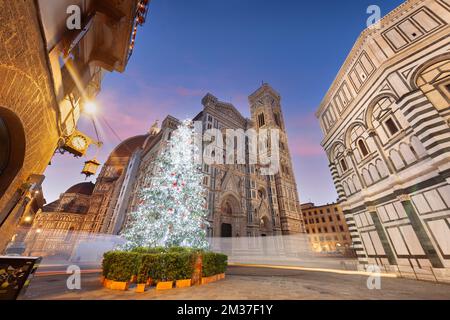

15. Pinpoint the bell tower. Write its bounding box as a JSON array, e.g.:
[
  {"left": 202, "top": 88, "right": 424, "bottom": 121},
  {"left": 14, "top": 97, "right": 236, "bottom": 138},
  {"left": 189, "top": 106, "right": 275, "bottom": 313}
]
[{"left": 249, "top": 83, "right": 305, "bottom": 234}]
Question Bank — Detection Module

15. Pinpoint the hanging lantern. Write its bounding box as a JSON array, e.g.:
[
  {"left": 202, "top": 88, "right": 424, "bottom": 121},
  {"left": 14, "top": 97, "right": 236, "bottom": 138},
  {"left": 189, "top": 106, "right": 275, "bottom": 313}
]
[{"left": 81, "top": 158, "right": 101, "bottom": 178}]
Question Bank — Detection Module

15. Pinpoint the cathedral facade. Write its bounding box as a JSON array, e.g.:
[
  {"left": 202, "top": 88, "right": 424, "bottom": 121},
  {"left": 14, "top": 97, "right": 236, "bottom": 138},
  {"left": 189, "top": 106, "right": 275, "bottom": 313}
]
[
  {"left": 316, "top": 0, "right": 450, "bottom": 279},
  {"left": 122, "top": 84, "right": 305, "bottom": 237},
  {"left": 30, "top": 84, "right": 305, "bottom": 244}
]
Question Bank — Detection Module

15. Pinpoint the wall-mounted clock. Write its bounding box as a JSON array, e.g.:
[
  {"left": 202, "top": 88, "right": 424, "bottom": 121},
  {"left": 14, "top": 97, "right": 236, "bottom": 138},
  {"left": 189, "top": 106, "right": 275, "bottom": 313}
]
[{"left": 62, "top": 131, "right": 92, "bottom": 157}]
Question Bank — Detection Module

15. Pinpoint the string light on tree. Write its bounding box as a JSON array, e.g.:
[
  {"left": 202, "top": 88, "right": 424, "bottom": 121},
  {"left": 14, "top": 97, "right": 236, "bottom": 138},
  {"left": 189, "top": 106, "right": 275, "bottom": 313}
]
[{"left": 121, "top": 119, "right": 209, "bottom": 250}]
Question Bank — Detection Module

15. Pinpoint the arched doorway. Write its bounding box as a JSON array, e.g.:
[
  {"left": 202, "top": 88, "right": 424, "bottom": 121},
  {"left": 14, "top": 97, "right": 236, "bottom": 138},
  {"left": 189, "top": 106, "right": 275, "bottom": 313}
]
[
  {"left": 220, "top": 223, "right": 232, "bottom": 238},
  {"left": 260, "top": 215, "right": 272, "bottom": 236},
  {"left": 0, "top": 108, "right": 25, "bottom": 198},
  {"left": 219, "top": 194, "right": 241, "bottom": 238}
]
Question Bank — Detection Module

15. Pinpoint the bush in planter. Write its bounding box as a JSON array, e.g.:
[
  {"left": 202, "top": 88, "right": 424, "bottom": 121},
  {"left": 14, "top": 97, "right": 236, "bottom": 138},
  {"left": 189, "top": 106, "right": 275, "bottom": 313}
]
[
  {"left": 173, "top": 251, "right": 196, "bottom": 280},
  {"left": 136, "top": 253, "right": 158, "bottom": 284},
  {"left": 201, "top": 252, "right": 228, "bottom": 277},
  {"left": 102, "top": 251, "right": 115, "bottom": 278},
  {"left": 103, "top": 251, "right": 141, "bottom": 282},
  {"left": 201, "top": 252, "right": 216, "bottom": 277},
  {"left": 215, "top": 253, "right": 228, "bottom": 275}
]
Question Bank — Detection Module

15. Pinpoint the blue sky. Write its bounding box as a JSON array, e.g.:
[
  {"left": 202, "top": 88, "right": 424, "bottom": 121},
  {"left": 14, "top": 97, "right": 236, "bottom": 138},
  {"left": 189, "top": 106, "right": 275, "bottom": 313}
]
[{"left": 43, "top": 0, "right": 405, "bottom": 205}]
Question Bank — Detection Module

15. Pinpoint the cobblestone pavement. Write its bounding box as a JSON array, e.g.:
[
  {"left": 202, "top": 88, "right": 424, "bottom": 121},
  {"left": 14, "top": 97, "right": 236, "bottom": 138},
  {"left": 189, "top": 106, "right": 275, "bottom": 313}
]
[{"left": 23, "top": 266, "right": 450, "bottom": 300}]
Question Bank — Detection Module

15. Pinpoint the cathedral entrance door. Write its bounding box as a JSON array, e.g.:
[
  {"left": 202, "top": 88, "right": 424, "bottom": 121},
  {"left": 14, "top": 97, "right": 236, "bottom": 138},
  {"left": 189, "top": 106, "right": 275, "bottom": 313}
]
[{"left": 221, "top": 223, "right": 232, "bottom": 238}]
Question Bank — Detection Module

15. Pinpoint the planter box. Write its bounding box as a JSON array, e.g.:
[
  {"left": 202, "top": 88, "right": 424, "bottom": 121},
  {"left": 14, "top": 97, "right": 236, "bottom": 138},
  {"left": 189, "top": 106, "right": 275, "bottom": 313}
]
[
  {"left": 201, "top": 276, "right": 216, "bottom": 285},
  {"left": 103, "top": 279, "right": 113, "bottom": 289},
  {"left": 176, "top": 279, "right": 192, "bottom": 288},
  {"left": 156, "top": 281, "right": 173, "bottom": 290},
  {"left": 110, "top": 281, "right": 129, "bottom": 291},
  {"left": 219, "top": 273, "right": 226, "bottom": 280},
  {"left": 135, "top": 284, "right": 146, "bottom": 293}
]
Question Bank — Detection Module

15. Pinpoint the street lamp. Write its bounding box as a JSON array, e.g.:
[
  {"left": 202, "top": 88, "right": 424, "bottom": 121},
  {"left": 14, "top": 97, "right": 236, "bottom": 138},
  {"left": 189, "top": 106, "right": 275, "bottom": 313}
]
[{"left": 83, "top": 101, "right": 98, "bottom": 115}]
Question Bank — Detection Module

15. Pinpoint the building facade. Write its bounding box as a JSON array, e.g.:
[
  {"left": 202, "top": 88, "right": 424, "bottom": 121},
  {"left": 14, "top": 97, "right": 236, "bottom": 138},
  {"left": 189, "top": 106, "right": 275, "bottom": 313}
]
[
  {"left": 0, "top": 0, "right": 149, "bottom": 251},
  {"left": 24, "top": 182, "right": 94, "bottom": 257},
  {"left": 316, "top": 0, "right": 450, "bottom": 280},
  {"left": 300, "top": 203, "right": 354, "bottom": 256},
  {"left": 24, "top": 84, "right": 305, "bottom": 250}
]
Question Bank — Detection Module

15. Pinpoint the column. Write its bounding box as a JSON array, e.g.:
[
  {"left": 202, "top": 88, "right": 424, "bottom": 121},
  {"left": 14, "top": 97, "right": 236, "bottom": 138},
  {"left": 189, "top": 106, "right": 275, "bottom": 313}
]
[
  {"left": 367, "top": 206, "right": 397, "bottom": 265},
  {"left": 368, "top": 129, "right": 396, "bottom": 174},
  {"left": 398, "top": 194, "right": 444, "bottom": 268}
]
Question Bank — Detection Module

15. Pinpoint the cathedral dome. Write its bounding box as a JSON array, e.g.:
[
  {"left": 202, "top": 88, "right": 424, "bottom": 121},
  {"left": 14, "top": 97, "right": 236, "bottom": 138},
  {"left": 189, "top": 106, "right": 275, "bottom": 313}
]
[
  {"left": 65, "top": 182, "right": 95, "bottom": 195},
  {"left": 106, "top": 134, "right": 149, "bottom": 163}
]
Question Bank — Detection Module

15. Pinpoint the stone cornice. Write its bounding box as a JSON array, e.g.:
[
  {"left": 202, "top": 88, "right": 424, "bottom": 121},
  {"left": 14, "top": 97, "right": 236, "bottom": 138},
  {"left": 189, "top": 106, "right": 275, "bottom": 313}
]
[{"left": 315, "top": 0, "right": 425, "bottom": 117}]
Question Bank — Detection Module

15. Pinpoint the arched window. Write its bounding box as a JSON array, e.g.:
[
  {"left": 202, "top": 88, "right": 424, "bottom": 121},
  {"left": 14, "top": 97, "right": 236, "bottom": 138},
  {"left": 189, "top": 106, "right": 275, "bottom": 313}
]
[
  {"left": 340, "top": 158, "right": 348, "bottom": 172},
  {"left": 385, "top": 118, "right": 399, "bottom": 136},
  {"left": 274, "top": 113, "right": 282, "bottom": 127},
  {"left": 358, "top": 139, "right": 369, "bottom": 157},
  {"left": 258, "top": 113, "right": 265, "bottom": 127},
  {"left": 371, "top": 97, "right": 402, "bottom": 139},
  {"left": 349, "top": 125, "right": 368, "bottom": 161}
]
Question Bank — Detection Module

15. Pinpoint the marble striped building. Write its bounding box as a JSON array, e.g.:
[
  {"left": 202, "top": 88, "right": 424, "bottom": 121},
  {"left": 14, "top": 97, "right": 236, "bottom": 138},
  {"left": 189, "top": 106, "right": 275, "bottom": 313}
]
[{"left": 316, "top": 0, "right": 450, "bottom": 281}]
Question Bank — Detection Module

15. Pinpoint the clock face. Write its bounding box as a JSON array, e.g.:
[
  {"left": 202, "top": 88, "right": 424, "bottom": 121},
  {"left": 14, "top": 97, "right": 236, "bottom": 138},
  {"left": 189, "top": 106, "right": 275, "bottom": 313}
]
[{"left": 71, "top": 135, "right": 88, "bottom": 150}]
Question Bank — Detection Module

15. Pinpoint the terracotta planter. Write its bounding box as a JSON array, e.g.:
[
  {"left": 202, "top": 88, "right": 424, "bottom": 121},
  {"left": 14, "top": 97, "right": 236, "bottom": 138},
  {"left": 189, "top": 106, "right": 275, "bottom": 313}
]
[
  {"left": 135, "top": 283, "right": 146, "bottom": 293},
  {"left": 219, "top": 273, "right": 226, "bottom": 280},
  {"left": 110, "top": 281, "right": 129, "bottom": 291},
  {"left": 103, "top": 279, "right": 112, "bottom": 289},
  {"left": 156, "top": 281, "right": 173, "bottom": 290},
  {"left": 201, "top": 276, "right": 215, "bottom": 285},
  {"left": 176, "top": 279, "right": 192, "bottom": 288}
]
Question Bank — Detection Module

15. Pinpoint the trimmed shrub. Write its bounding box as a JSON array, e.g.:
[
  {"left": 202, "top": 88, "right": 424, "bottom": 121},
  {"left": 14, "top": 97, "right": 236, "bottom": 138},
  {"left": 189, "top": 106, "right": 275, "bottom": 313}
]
[
  {"left": 173, "top": 252, "right": 196, "bottom": 280},
  {"left": 102, "top": 248, "right": 227, "bottom": 284},
  {"left": 215, "top": 253, "right": 228, "bottom": 275},
  {"left": 136, "top": 254, "right": 158, "bottom": 284},
  {"left": 103, "top": 251, "right": 141, "bottom": 282},
  {"left": 201, "top": 252, "right": 228, "bottom": 277}
]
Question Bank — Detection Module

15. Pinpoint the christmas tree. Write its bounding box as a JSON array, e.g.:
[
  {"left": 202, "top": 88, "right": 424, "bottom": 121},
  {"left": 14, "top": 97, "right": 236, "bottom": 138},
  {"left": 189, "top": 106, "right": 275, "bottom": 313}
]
[{"left": 121, "top": 120, "right": 210, "bottom": 250}]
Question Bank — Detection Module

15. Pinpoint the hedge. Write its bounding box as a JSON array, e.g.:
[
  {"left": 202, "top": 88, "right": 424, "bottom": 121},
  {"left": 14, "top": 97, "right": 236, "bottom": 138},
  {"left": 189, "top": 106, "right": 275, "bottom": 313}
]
[
  {"left": 102, "top": 251, "right": 141, "bottom": 282},
  {"left": 103, "top": 248, "right": 227, "bottom": 283},
  {"left": 202, "top": 252, "right": 228, "bottom": 277}
]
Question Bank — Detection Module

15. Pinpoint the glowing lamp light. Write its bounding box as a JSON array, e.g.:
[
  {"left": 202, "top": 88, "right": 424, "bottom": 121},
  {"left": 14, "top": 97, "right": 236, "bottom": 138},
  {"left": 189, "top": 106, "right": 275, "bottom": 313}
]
[
  {"left": 24, "top": 216, "right": 32, "bottom": 223},
  {"left": 36, "top": 229, "right": 42, "bottom": 234},
  {"left": 82, "top": 158, "right": 101, "bottom": 178},
  {"left": 84, "top": 101, "right": 98, "bottom": 115}
]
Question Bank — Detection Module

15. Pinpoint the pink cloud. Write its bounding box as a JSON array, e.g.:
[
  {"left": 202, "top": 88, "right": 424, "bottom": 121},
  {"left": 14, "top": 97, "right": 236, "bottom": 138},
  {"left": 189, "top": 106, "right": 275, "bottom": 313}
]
[
  {"left": 288, "top": 132, "right": 325, "bottom": 157},
  {"left": 175, "top": 86, "right": 205, "bottom": 97}
]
